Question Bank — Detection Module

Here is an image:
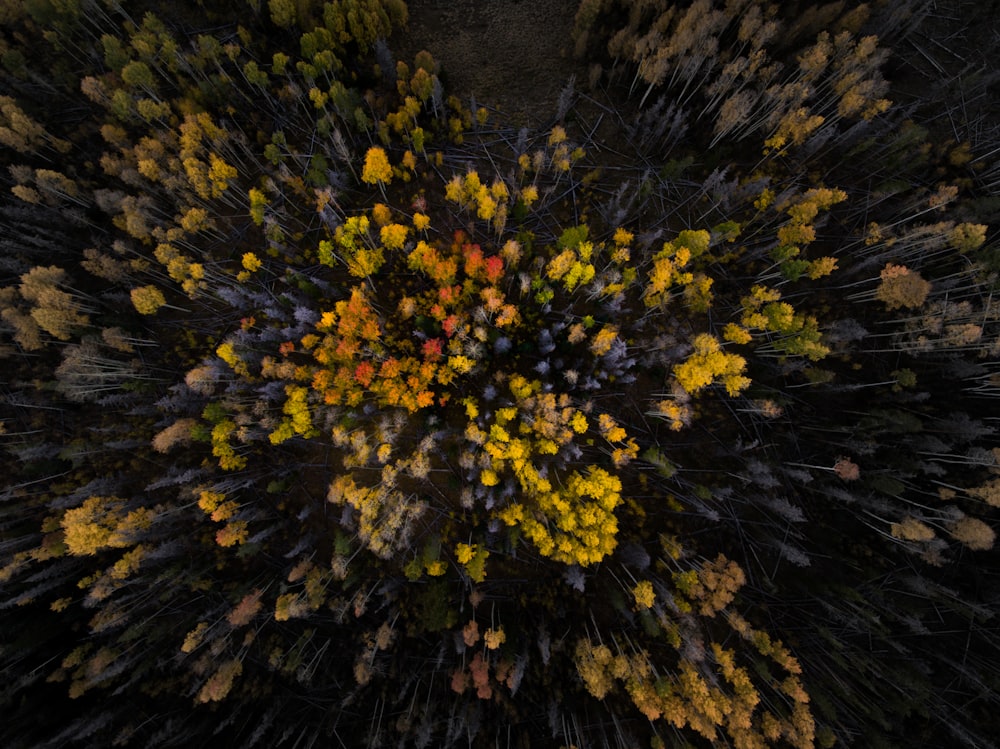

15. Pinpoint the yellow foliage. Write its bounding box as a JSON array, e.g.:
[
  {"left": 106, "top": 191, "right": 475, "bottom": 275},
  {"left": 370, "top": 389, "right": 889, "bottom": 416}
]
[
  {"left": 632, "top": 580, "right": 655, "bottom": 609},
  {"left": 380, "top": 223, "right": 409, "bottom": 250},
  {"left": 241, "top": 252, "right": 262, "bottom": 272},
  {"left": 598, "top": 413, "right": 627, "bottom": 443},
  {"left": 807, "top": 256, "right": 838, "bottom": 279},
  {"left": 654, "top": 400, "right": 692, "bottom": 431},
  {"left": 181, "top": 622, "right": 208, "bottom": 653},
  {"left": 62, "top": 497, "right": 128, "bottom": 556},
  {"left": 197, "top": 659, "right": 242, "bottom": 703},
  {"left": 425, "top": 560, "right": 447, "bottom": 576},
  {"left": 216, "top": 341, "right": 249, "bottom": 377},
  {"left": 130, "top": 285, "right": 165, "bottom": 315},
  {"left": 371, "top": 203, "right": 392, "bottom": 226},
  {"left": 361, "top": 146, "right": 393, "bottom": 185},
  {"left": 722, "top": 323, "right": 752, "bottom": 345},
  {"left": 207, "top": 154, "right": 237, "bottom": 195},
  {"left": 455, "top": 543, "right": 475, "bottom": 564},
  {"left": 215, "top": 520, "right": 248, "bottom": 547},
  {"left": 498, "top": 466, "right": 623, "bottom": 566},
  {"left": 589, "top": 327, "right": 618, "bottom": 356},
  {"left": 484, "top": 627, "right": 506, "bottom": 649},
  {"left": 674, "top": 334, "right": 750, "bottom": 396},
  {"left": 613, "top": 227, "right": 633, "bottom": 245},
  {"left": 197, "top": 490, "right": 225, "bottom": 515}
]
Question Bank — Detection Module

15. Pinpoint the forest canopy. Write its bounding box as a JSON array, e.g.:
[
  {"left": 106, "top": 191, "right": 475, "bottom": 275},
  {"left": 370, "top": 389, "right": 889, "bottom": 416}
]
[{"left": 1, "top": 0, "right": 999, "bottom": 747}]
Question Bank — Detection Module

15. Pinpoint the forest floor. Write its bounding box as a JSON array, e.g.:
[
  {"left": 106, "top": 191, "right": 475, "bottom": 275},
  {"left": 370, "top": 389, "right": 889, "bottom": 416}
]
[{"left": 398, "top": 0, "right": 588, "bottom": 128}]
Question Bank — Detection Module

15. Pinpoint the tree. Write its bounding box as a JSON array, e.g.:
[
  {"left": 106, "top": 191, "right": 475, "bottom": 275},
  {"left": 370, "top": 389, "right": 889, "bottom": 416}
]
[
  {"left": 875, "top": 263, "right": 931, "bottom": 310},
  {"left": 674, "top": 334, "right": 749, "bottom": 396},
  {"left": 130, "top": 285, "right": 166, "bottom": 314},
  {"left": 361, "top": 146, "right": 393, "bottom": 186}
]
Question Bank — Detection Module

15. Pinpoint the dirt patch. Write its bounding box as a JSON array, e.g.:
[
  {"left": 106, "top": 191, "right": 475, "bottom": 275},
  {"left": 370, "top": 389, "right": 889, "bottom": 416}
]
[{"left": 396, "top": 0, "right": 589, "bottom": 129}]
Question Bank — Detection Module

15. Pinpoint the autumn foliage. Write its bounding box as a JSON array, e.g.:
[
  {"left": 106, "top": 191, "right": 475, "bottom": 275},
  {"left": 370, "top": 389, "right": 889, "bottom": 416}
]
[{"left": 1, "top": 2, "right": 998, "bottom": 749}]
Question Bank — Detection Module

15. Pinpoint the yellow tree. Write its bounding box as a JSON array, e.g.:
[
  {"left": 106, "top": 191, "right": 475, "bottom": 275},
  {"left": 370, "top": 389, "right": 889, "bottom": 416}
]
[
  {"left": 674, "top": 334, "right": 749, "bottom": 396},
  {"left": 130, "top": 285, "right": 166, "bottom": 315},
  {"left": 361, "top": 146, "right": 393, "bottom": 187}
]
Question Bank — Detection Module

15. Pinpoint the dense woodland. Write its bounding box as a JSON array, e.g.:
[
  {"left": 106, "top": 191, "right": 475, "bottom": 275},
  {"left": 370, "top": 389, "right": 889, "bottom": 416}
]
[{"left": 1, "top": 0, "right": 999, "bottom": 746}]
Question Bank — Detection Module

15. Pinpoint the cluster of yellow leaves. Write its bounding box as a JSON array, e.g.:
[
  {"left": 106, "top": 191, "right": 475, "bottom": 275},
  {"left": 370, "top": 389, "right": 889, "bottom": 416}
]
[
  {"left": 407, "top": 239, "right": 458, "bottom": 285},
  {"left": 197, "top": 488, "right": 247, "bottom": 546},
  {"left": 320, "top": 214, "right": 386, "bottom": 278},
  {"left": 154, "top": 241, "right": 205, "bottom": 296},
  {"left": 769, "top": 188, "right": 846, "bottom": 279},
  {"left": 483, "top": 626, "right": 506, "bottom": 649},
  {"left": 248, "top": 187, "right": 266, "bottom": 225},
  {"left": 950, "top": 222, "right": 988, "bottom": 254},
  {"left": 241, "top": 252, "right": 262, "bottom": 272},
  {"left": 361, "top": 146, "right": 392, "bottom": 185},
  {"left": 632, "top": 580, "right": 655, "bottom": 609},
  {"left": 890, "top": 515, "right": 935, "bottom": 542},
  {"left": 477, "top": 376, "right": 585, "bottom": 467},
  {"left": 197, "top": 659, "right": 243, "bottom": 703},
  {"left": 209, "top": 418, "right": 247, "bottom": 471},
  {"left": 181, "top": 621, "right": 208, "bottom": 654},
  {"left": 652, "top": 399, "right": 693, "bottom": 431},
  {"left": 327, "top": 472, "right": 427, "bottom": 559},
  {"left": 575, "top": 624, "right": 812, "bottom": 748},
  {"left": 546, "top": 241, "right": 595, "bottom": 292},
  {"left": 371, "top": 203, "right": 392, "bottom": 226},
  {"left": 130, "top": 285, "right": 165, "bottom": 315},
  {"left": 644, "top": 230, "right": 712, "bottom": 309},
  {"left": 764, "top": 107, "right": 825, "bottom": 152},
  {"left": 740, "top": 285, "right": 829, "bottom": 361},
  {"left": 589, "top": 326, "right": 619, "bottom": 356},
  {"left": 455, "top": 542, "right": 489, "bottom": 582},
  {"left": 597, "top": 413, "right": 639, "bottom": 466},
  {"left": 498, "top": 466, "right": 622, "bottom": 566},
  {"left": 197, "top": 489, "right": 234, "bottom": 522},
  {"left": 227, "top": 589, "right": 264, "bottom": 628},
  {"left": 968, "top": 477, "right": 1000, "bottom": 508},
  {"left": 269, "top": 384, "right": 317, "bottom": 444},
  {"left": 949, "top": 516, "right": 995, "bottom": 551},
  {"left": 673, "top": 555, "right": 746, "bottom": 617},
  {"left": 385, "top": 96, "right": 422, "bottom": 136},
  {"left": 444, "top": 170, "right": 509, "bottom": 227},
  {"left": 674, "top": 334, "right": 750, "bottom": 396},
  {"left": 61, "top": 496, "right": 151, "bottom": 556},
  {"left": 216, "top": 340, "right": 249, "bottom": 377},
  {"left": 174, "top": 113, "right": 238, "bottom": 200},
  {"left": 379, "top": 222, "right": 409, "bottom": 251}
]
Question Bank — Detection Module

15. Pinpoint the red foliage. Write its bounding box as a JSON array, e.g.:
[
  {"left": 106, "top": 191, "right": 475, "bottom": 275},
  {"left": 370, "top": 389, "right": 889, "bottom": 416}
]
[
  {"left": 484, "top": 255, "right": 504, "bottom": 284},
  {"left": 422, "top": 338, "right": 444, "bottom": 362},
  {"left": 354, "top": 360, "right": 375, "bottom": 387},
  {"left": 442, "top": 314, "right": 461, "bottom": 337},
  {"left": 464, "top": 243, "right": 485, "bottom": 278},
  {"left": 438, "top": 284, "right": 461, "bottom": 305},
  {"left": 450, "top": 668, "right": 469, "bottom": 694}
]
